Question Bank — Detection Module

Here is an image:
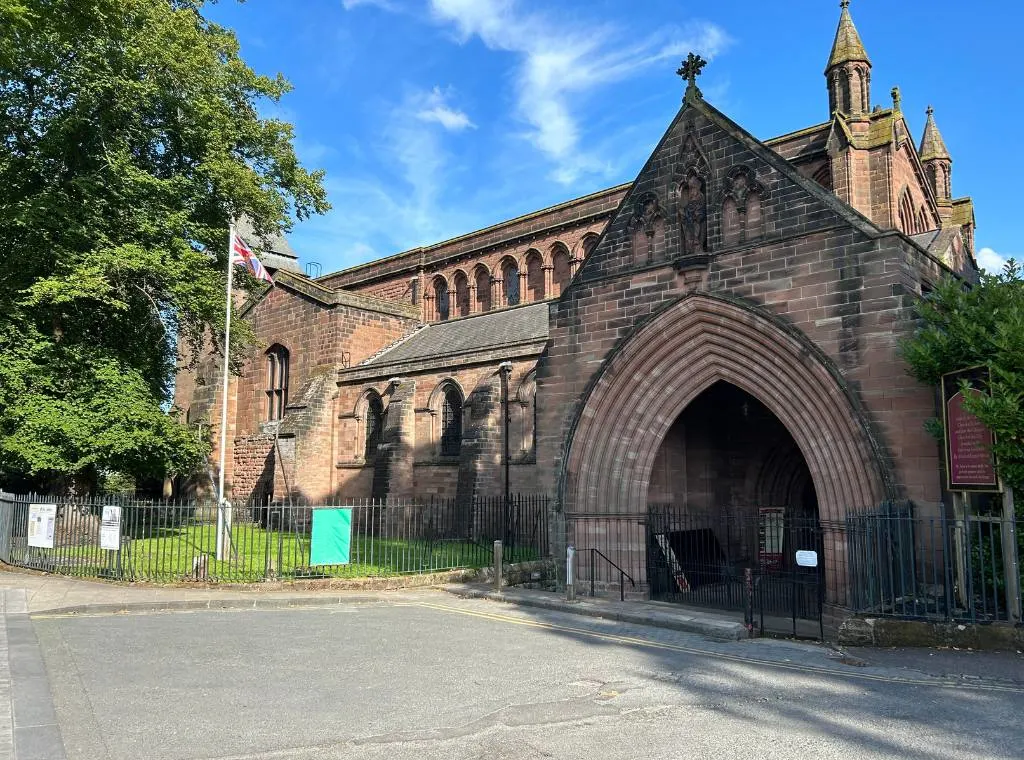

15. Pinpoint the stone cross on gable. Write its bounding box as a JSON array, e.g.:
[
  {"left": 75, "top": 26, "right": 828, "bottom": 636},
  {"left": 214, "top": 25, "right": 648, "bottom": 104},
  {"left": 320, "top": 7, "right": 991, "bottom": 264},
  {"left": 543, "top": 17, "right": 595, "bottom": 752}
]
[{"left": 677, "top": 53, "right": 707, "bottom": 94}]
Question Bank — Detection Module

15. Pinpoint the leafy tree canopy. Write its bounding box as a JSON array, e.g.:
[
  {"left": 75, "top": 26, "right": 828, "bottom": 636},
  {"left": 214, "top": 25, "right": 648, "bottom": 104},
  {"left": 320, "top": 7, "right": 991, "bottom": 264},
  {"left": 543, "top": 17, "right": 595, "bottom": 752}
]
[
  {"left": 0, "top": 0, "right": 329, "bottom": 492},
  {"left": 902, "top": 261, "right": 1024, "bottom": 491}
]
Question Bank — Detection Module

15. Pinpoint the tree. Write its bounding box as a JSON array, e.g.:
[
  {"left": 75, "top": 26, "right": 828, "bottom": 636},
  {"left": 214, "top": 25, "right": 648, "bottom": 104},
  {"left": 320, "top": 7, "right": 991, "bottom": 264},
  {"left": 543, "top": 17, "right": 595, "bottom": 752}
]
[
  {"left": 0, "top": 0, "right": 329, "bottom": 493},
  {"left": 901, "top": 261, "right": 1024, "bottom": 491}
]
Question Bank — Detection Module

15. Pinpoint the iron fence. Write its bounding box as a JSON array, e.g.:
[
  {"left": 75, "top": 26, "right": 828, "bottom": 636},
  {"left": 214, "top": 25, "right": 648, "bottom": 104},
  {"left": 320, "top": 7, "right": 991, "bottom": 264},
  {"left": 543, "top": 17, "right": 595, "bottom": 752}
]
[
  {"left": 567, "top": 504, "right": 1023, "bottom": 630},
  {"left": 835, "top": 507, "right": 1023, "bottom": 623},
  {"left": 0, "top": 492, "right": 549, "bottom": 584}
]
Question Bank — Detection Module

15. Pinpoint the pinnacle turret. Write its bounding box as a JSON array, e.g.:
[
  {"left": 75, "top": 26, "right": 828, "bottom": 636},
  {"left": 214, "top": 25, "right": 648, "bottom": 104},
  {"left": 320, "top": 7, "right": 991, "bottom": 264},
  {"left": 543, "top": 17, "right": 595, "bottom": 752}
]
[
  {"left": 920, "top": 106, "right": 952, "bottom": 201},
  {"left": 825, "top": 2, "right": 872, "bottom": 117},
  {"left": 919, "top": 106, "right": 951, "bottom": 162},
  {"left": 826, "top": 1, "right": 871, "bottom": 72}
]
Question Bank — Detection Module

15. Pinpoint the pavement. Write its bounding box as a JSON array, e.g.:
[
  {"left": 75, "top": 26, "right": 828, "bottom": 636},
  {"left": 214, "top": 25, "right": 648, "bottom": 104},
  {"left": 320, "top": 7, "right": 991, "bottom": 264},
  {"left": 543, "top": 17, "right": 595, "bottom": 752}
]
[{"left": 1, "top": 568, "right": 1023, "bottom": 758}]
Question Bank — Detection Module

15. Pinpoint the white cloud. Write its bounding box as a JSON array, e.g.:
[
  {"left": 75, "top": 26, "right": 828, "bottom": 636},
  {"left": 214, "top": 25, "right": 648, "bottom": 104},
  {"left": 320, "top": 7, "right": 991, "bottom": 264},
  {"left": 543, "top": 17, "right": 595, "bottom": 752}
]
[
  {"left": 289, "top": 88, "right": 478, "bottom": 268},
  {"left": 976, "top": 247, "right": 1007, "bottom": 273},
  {"left": 415, "top": 86, "right": 476, "bottom": 131},
  {"left": 427, "top": 0, "right": 730, "bottom": 184}
]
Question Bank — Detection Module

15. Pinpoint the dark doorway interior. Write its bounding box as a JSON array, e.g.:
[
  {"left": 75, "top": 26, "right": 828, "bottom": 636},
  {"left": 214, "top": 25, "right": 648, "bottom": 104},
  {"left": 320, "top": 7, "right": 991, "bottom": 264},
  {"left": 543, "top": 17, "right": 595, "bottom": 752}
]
[{"left": 646, "top": 382, "right": 822, "bottom": 631}]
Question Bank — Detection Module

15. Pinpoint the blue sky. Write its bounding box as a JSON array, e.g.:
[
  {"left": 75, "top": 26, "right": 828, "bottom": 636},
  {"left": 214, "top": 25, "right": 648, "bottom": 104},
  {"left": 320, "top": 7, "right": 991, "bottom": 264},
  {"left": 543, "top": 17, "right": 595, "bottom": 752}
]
[{"left": 206, "top": 0, "right": 1018, "bottom": 275}]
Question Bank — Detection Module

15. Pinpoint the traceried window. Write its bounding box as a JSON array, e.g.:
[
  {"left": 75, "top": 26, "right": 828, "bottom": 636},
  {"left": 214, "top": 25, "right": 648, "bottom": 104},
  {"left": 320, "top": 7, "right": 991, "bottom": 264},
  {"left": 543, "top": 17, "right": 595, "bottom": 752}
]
[
  {"left": 364, "top": 395, "right": 384, "bottom": 460},
  {"left": 265, "top": 345, "right": 289, "bottom": 421},
  {"left": 898, "top": 188, "right": 917, "bottom": 235},
  {"left": 440, "top": 385, "right": 463, "bottom": 457},
  {"left": 502, "top": 260, "right": 520, "bottom": 306}
]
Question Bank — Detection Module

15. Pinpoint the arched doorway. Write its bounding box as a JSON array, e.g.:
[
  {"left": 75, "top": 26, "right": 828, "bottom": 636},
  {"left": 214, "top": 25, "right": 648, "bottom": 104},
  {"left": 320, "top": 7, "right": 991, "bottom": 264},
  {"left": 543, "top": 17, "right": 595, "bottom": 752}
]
[
  {"left": 646, "top": 381, "right": 822, "bottom": 624},
  {"left": 559, "top": 294, "right": 890, "bottom": 611}
]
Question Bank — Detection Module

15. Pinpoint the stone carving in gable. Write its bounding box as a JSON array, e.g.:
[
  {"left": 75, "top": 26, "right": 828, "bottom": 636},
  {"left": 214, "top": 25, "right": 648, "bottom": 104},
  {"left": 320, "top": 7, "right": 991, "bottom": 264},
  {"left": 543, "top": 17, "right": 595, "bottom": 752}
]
[
  {"left": 629, "top": 191, "right": 665, "bottom": 265},
  {"left": 721, "top": 165, "right": 765, "bottom": 247},
  {"left": 677, "top": 174, "right": 708, "bottom": 256},
  {"left": 673, "top": 129, "right": 711, "bottom": 260}
]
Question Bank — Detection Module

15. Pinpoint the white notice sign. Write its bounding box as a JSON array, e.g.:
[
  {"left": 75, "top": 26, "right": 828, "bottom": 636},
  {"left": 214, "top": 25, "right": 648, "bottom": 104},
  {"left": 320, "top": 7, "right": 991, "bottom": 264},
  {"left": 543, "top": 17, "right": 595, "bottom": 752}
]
[
  {"left": 100, "top": 506, "right": 122, "bottom": 551},
  {"left": 795, "top": 550, "right": 818, "bottom": 568},
  {"left": 27, "top": 504, "right": 57, "bottom": 549}
]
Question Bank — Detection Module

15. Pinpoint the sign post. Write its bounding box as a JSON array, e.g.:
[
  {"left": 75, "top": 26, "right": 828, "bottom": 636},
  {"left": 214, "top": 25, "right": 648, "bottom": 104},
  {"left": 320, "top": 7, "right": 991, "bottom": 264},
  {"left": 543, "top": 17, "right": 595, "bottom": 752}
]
[{"left": 1002, "top": 487, "right": 1021, "bottom": 622}]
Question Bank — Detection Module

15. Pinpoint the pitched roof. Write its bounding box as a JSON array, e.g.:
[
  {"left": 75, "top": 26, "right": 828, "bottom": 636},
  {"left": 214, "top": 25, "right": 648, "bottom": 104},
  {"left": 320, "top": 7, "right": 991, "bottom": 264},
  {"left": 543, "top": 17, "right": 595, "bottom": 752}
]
[
  {"left": 827, "top": 2, "right": 871, "bottom": 71},
  {"left": 919, "top": 107, "right": 951, "bottom": 162},
  {"left": 236, "top": 216, "right": 302, "bottom": 274},
  {"left": 360, "top": 303, "right": 549, "bottom": 367}
]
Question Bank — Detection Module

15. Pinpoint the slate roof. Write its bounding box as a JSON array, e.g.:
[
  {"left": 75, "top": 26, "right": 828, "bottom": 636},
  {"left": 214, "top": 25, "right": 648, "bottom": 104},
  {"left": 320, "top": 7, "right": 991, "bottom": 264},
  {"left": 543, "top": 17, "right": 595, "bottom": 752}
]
[
  {"left": 361, "top": 302, "right": 549, "bottom": 367},
  {"left": 236, "top": 216, "right": 302, "bottom": 274}
]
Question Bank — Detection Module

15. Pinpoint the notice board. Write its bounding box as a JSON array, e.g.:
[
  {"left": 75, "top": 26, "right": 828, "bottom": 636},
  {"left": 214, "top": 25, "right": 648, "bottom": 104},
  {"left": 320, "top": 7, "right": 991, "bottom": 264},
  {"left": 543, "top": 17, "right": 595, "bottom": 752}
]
[{"left": 310, "top": 508, "right": 353, "bottom": 566}]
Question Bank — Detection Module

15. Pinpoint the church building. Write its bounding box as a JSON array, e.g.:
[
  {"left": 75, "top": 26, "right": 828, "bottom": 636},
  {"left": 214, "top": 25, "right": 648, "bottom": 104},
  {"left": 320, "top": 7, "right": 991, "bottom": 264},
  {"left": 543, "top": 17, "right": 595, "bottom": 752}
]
[{"left": 175, "top": 3, "right": 978, "bottom": 603}]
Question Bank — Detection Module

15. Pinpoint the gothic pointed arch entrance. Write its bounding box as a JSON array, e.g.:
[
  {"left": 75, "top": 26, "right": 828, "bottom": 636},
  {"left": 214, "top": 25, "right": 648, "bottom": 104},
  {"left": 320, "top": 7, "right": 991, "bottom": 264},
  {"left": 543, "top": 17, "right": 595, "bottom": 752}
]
[{"left": 561, "top": 294, "right": 891, "bottom": 606}]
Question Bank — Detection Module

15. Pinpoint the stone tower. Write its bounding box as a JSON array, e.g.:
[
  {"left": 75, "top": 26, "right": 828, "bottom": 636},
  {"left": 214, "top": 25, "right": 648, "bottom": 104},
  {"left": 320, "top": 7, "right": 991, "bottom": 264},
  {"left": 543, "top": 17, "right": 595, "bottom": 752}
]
[{"left": 825, "top": 1, "right": 871, "bottom": 119}]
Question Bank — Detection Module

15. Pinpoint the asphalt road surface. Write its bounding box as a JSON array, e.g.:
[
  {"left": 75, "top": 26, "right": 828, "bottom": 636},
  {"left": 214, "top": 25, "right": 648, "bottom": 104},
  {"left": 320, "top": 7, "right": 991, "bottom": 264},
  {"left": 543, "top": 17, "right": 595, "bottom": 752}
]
[{"left": 31, "top": 596, "right": 1024, "bottom": 760}]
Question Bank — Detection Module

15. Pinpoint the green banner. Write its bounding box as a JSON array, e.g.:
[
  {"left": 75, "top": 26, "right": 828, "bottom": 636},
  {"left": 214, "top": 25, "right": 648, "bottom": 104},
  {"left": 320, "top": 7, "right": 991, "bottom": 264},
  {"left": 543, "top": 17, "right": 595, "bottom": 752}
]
[{"left": 310, "top": 508, "right": 353, "bottom": 566}]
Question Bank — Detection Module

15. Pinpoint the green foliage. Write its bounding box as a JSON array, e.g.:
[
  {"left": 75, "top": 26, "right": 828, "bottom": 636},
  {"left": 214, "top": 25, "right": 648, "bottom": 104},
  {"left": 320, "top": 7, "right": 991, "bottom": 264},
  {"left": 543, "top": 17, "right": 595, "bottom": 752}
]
[
  {"left": 901, "top": 261, "right": 1024, "bottom": 490},
  {"left": 0, "top": 0, "right": 329, "bottom": 491}
]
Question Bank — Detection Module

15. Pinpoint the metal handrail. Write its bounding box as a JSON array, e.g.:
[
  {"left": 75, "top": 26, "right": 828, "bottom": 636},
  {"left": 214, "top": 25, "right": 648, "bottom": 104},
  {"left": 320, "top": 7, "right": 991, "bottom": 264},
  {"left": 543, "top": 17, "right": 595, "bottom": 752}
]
[{"left": 590, "top": 548, "right": 636, "bottom": 602}]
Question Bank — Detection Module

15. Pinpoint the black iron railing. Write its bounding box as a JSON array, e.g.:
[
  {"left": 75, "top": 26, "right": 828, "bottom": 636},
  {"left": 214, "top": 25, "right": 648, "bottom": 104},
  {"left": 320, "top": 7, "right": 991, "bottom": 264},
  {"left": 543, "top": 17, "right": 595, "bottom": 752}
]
[
  {"left": 0, "top": 492, "right": 549, "bottom": 584},
  {"left": 589, "top": 548, "right": 636, "bottom": 602}
]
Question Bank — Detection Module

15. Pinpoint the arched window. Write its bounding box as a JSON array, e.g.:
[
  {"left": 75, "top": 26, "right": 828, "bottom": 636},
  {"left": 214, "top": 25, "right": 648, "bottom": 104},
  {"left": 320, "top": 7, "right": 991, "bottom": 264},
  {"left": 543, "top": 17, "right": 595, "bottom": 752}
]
[
  {"left": 502, "top": 259, "right": 520, "bottom": 306},
  {"left": 474, "top": 266, "right": 491, "bottom": 312},
  {"left": 898, "top": 188, "right": 917, "bottom": 234},
  {"left": 526, "top": 250, "right": 544, "bottom": 302},
  {"left": 453, "top": 271, "right": 470, "bottom": 317},
  {"left": 552, "top": 245, "right": 572, "bottom": 297},
  {"left": 440, "top": 385, "right": 463, "bottom": 456},
  {"left": 517, "top": 371, "right": 538, "bottom": 459},
  {"left": 812, "top": 163, "right": 832, "bottom": 190},
  {"left": 364, "top": 394, "right": 384, "bottom": 460},
  {"left": 433, "top": 277, "right": 450, "bottom": 321},
  {"left": 265, "top": 345, "right": 289, "bottom": 421}
]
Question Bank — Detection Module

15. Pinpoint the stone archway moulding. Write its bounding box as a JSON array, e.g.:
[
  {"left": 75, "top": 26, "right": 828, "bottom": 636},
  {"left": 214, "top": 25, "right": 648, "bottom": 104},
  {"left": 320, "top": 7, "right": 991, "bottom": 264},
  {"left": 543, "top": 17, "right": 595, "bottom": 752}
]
[{"left": 562, "top": 294, "right": 888, "bottom": 523}]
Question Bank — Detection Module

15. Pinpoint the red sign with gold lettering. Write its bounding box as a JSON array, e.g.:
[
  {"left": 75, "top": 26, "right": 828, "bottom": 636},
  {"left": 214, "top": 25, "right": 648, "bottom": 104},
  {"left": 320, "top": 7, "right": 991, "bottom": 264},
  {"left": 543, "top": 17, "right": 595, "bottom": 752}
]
[{"left": 942, "top": 368, "right": 1000, "bottom": 492}]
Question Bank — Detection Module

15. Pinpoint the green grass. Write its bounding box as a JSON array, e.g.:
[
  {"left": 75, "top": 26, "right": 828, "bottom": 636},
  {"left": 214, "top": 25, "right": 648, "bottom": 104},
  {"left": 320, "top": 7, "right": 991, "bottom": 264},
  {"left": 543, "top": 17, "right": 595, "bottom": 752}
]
[{"left": 21, "top": 522, "right": 539, "bottom": 583}]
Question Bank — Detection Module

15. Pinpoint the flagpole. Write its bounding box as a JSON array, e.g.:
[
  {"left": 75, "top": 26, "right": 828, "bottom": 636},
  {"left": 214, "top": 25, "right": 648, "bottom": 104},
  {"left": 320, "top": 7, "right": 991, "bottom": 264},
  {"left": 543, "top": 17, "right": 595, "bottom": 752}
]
[{"left": 216, "top": 224, "right": 236, "bottom": 561}]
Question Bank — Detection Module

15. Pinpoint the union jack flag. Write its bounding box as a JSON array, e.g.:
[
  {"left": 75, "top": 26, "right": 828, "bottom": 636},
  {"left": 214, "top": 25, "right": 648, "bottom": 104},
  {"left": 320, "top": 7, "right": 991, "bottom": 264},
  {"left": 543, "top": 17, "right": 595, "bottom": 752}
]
[{"left": 231, "top": 232, "right": 274, "bottom": 284}]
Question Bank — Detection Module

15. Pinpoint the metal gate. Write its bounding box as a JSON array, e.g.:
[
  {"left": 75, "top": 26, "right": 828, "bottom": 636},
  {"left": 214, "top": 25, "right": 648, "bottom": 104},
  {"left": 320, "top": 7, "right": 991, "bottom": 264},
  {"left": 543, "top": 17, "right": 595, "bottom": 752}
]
[{"left": 647, "top": 505, "right": 824, "bottom": 639}]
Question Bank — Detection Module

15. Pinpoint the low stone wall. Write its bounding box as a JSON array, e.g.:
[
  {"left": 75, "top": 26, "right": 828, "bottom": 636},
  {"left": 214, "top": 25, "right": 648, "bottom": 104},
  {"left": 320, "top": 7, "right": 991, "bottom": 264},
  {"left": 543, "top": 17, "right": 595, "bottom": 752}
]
[
  {"left": 471, "top": 558, "right": 556, "bottom": 589},
  {"left": 838, "top": 616, "right": 1024, "bottom": 651}
]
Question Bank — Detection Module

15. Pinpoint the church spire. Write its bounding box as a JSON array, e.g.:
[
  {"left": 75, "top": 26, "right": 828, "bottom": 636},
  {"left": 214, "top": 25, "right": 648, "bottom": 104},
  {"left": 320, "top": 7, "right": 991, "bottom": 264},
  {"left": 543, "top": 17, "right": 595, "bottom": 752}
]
[
  {"left": 920, "top": 106, "right": 952, "bottom": 200},
  {"left": 827, "top": 1, "right": 871, "bottom": 71},
  {"left": 919, "top": 106, "right": 950, "bottom": 162},
  {"left": 825, "top": 1, "right": 872, "bottom": 117}
]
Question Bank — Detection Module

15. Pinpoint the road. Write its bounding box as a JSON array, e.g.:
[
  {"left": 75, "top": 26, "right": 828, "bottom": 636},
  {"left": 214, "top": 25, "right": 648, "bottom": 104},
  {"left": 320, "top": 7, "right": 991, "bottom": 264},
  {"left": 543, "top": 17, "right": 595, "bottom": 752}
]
[{"left": 26, "top": 595, "right": 1024, "bottom": 760}]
